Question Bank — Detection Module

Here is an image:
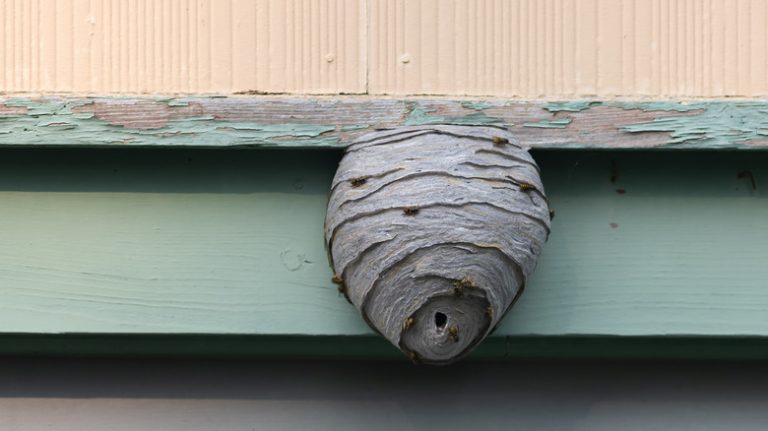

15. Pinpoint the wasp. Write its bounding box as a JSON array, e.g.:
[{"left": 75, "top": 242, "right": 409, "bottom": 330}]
[
  {"left": 485, "top": 306, "right": 494, "bottom": 319},
  {"left": 402, "top": 206, "right": 419, "bottom": 216},
  {"left": 331, "top": 274, "right": 351, "bottom": 302},
  {"left": 407, "top": 350, "right": 421, "bottom": 365},
  {"left": 738, "top": 170, "right": 757, "bottom": 191},
  {"left": 518, "top": 182, "right": 535, "bottom": 192},
  {"left": 453, "top": 276, "right": 477, "bottom": 291},
  {"left": 491, "top": 136, "right": 509, "bottom": 146},
  {"left": 349, "top": 176, "right": 368, "bottom": 187},
  {"left": 448, "top": 325, "right": 460, "bottom": 342},
  {"left": 403, "top": 316, "right": 416, "bottom": 331}
]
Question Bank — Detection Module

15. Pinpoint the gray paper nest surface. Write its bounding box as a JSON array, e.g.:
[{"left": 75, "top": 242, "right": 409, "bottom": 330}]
[{"left": 325, "top": 125, "right": 550, "bottom": 364}]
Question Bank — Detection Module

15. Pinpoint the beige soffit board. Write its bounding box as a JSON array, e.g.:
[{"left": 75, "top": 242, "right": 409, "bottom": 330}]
[
  {"left": 0, "top": 0, "right": 367, "bottom": 94},
  {"left": 0, "top": 0, "right": 766, "bottom": 97}
]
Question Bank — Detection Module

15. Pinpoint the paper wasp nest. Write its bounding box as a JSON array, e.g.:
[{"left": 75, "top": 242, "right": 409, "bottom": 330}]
[{"left": 325, "top": 125, "right": 550, "bottom": 364}]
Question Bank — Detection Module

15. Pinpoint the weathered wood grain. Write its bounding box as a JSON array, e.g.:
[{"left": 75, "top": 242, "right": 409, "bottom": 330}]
[
  {"left": 2, "top": 97, "right": 768, "bottom": 149},
  {"left": 326, "top": 126, "right": 550, "bottom": 364},
  {"left": 0, "top": 148, "right": 766, "bottom": 342}
]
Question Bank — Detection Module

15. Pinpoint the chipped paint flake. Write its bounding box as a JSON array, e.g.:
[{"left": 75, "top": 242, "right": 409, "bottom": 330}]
[
  {"left": 167, "top": 99, "right": 191, "bottom": 107},
  {"left": 523, "top": 118, "right": 573, "bottom": 129},
  {"left": 0, "top": 98, "right": 343, "bottom": 148},
  {"left": 404, "top": 102, "right": 503, "bottom": 126},
  {"left": 613, "top": 101, "right": 705, "bottom": 113},
  {"left": 619, "top": 103, "right": 768, "bottom": 147},
  {"left": 544, "top": 101, "right": 601, "bottom": 113}
]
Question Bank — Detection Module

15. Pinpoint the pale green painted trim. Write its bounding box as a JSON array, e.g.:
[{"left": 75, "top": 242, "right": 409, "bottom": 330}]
[
  {"left": 0, "top": 148, "right": 766, "bottom": 340},
  {"left": 2, "top": 97, "right": 768, "bottom": 149}
]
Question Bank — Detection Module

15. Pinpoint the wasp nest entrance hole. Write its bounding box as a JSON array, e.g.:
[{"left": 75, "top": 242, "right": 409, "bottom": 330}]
[{"left": 434, "top": 312, "right": 448, "bottom": 329}]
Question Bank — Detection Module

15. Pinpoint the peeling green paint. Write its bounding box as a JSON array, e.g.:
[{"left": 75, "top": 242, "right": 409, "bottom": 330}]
[
  {"left": 2, "top": 97, "right": 768, "bottom": 150},
  {"left": 612, "top": 101, "right": 705, "bottom": 112},
  {"left": 544, "top": 101, "right": 602, "bottom": 113},
  {"left": 544, "top": 100, "right": 705, "bottom": 114},
  {"left": 619, "top": 102, "right": 768, "bottom": 147},
  {"left": 167, "top": 99, "right": 190, "bottom": 107},
  {"left": 461, "top": 100, "right": 495, "bottom": 111},
  {"left": 404, "top": 102, "right": 503, "bottom": 126},
  {"left": 0, "top": 98, "right": 342, "bottom": 148},
  {"left": 523, "top": 118, "right": 573, "bottom": 129}
]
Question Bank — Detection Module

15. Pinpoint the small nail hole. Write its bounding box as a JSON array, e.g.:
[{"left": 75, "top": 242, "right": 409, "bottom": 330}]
[{"left": 434, "top": 312, "right": 447, "bottom": 329}]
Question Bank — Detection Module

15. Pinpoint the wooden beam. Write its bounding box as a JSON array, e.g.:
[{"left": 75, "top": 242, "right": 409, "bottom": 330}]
[
  {"left": 8, "top": 334, "right": 768, "bottom": 360},
  {"left": 0, "top": 147, "right": 766, "bottom": 345},
  {"left": 1, "top": 97, "right": 768, "bottom": 149}
]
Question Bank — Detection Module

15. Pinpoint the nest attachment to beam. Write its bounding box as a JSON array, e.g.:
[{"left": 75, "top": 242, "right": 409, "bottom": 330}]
[{"left": 325, "top": 125, "right": 551, "bottom": 365}]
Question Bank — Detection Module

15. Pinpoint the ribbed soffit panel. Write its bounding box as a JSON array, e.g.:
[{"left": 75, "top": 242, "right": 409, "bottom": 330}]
[
  {"left": 0, "top": 0, "right": 366, "bottom": 94},
  {"left": 0, "top": 0, "right": 766, "bottom": 97}
]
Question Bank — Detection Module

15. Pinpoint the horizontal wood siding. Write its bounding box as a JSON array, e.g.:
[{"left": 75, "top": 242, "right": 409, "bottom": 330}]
[
  {"left": 0, "top": 148, "right": 766, "bottom": 339},
  {"left": 1, "top": 0, "right": 767, "bottom": 97}
]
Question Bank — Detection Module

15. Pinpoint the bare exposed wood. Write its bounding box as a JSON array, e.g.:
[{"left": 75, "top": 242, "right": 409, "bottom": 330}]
[{"left": 0, "top": 97, "right": 767, "bottom": 149}]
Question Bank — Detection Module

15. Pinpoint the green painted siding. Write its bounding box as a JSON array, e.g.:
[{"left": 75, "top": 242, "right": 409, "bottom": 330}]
[{"left": 0, "top": 148, "right": 765, "bottom": 354}]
